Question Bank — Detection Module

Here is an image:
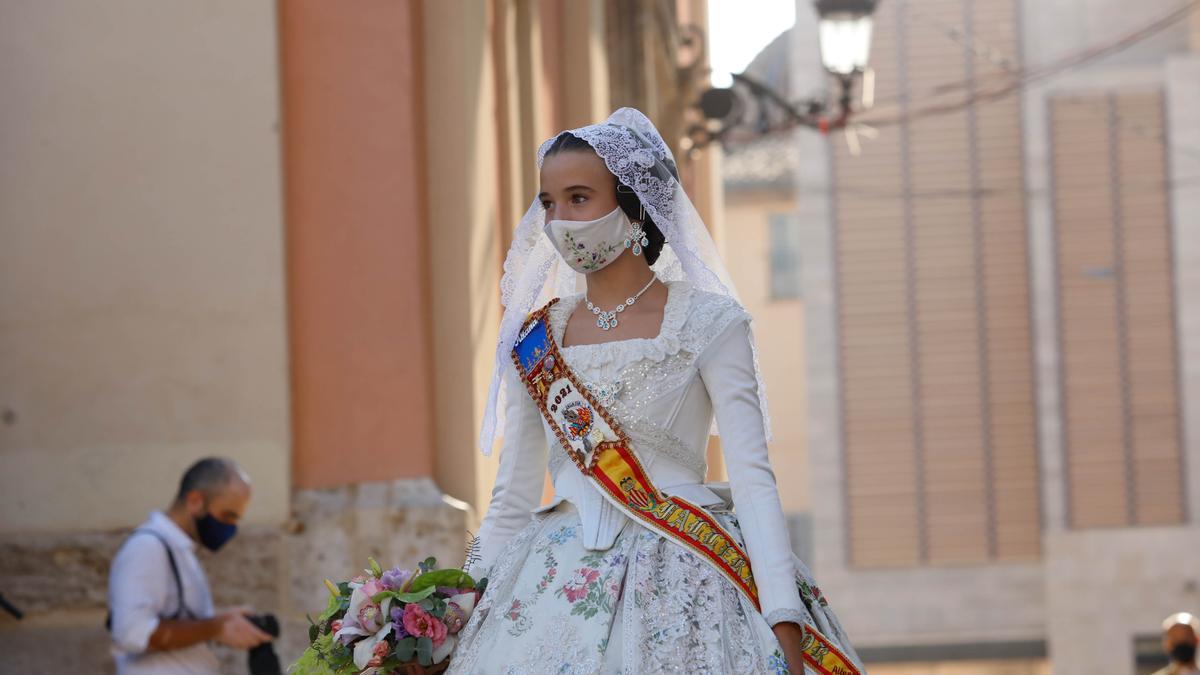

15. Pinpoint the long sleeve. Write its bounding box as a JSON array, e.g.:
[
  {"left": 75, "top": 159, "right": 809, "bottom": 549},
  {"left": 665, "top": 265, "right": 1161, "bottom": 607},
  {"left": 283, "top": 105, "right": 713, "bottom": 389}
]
[
  {"left": 469, "top": 359, "right": 550, "bottom": 577},
  {"left": 697, "top": 317, "right": 807, "bottom": 627}
]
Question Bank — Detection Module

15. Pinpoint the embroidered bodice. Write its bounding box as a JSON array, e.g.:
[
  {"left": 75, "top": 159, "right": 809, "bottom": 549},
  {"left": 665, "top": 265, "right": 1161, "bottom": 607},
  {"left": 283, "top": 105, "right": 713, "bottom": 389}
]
[
  {"left": 549, "top": 280, "right": 731, "bottom": 479},
  {"left": 471, "top": 279, "right": 808, "bottom": 625}
]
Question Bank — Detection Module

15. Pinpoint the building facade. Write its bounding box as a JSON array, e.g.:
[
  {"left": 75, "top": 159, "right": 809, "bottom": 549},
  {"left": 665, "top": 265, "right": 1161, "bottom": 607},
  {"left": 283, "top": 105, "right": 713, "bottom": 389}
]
[
  {"left": 770, "top": 0, "right": 1200, "bottom": 672},
  {"left": 0, "top": 0, "right": 715, "bottom": 670}
]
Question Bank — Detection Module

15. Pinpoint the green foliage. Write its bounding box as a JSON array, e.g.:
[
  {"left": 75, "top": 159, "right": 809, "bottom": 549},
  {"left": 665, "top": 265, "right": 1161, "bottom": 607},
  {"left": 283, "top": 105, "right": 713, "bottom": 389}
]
[
  {"left": 416, "top": 636, "right": 434, "bottom": 666},
  {"left": 289, "top": 632, "right": 355, "bottom": 675},
  {"left": 392, "top": 636, "right": 418, "bottom": 662},
  {"left": 316, "top": 590, "right": 349, "bottom": 625},
  {"left": 289, "top": 645, "right": 336, "bottom": 675},
  {"left": 407, "top": 568, "right": 476, "bottom": 593},
  {"left": 424, "top": 596, "right": 448, "bottom": 619}
]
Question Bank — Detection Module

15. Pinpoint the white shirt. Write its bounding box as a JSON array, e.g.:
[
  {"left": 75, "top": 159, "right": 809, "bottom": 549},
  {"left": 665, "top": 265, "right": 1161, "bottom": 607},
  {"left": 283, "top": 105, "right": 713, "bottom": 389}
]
[
  {"left": 472, "top": 280, "right": 808, "bottom": 627},
  {"left": 107, "top": 511, "right": 220, "bottom": 675}
]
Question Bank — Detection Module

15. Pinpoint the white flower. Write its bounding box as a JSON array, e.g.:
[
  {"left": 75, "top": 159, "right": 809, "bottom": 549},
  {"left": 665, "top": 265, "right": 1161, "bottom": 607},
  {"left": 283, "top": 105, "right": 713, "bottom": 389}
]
[
  {"left": 352, "top": 623, "right": 394, "bottom": 670},
  {"left": 431, "top": 634, "right": 457, "bottom": 664},
  {"left": 448, "top": 591, "right": 477, "bottom": 616}
]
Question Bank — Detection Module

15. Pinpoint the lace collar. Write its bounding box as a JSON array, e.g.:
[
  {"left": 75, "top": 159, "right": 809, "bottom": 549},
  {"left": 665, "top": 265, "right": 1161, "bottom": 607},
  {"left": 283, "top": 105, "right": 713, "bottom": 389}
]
[{"left": 547, "top": 279, "right": 694, "bottom": 370}]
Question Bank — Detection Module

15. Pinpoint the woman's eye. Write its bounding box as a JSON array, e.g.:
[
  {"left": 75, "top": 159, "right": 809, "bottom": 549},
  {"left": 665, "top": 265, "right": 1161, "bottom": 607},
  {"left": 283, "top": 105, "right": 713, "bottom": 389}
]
[
  {"left": 540, "top": 200, "right": 552, "bottom": 210},
  {"left": 570, "top": 194, "right": 587, "bottom": 204}
]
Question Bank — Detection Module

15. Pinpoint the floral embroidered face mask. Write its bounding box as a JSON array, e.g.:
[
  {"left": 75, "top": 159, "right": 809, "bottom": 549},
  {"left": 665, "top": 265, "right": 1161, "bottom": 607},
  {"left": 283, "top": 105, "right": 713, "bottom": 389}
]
[{"left": 543, "top": 206, "right": 631, "bottom": 274}]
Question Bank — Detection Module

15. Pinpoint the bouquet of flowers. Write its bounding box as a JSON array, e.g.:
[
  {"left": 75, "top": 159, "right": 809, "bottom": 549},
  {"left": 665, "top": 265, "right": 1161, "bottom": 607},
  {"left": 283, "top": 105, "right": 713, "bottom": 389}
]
[{"left": 291, "top": 557, "right": 485, "bottom": 674}]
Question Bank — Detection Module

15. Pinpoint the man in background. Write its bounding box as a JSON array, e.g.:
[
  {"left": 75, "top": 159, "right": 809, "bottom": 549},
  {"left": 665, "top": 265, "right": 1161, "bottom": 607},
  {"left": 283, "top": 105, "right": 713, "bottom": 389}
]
[
  {"left": 1154, "top": 612, "right": 1200, "bottom": 675},
  {"left": 107, "top": 457, "right": 271, "bottom": 674}
]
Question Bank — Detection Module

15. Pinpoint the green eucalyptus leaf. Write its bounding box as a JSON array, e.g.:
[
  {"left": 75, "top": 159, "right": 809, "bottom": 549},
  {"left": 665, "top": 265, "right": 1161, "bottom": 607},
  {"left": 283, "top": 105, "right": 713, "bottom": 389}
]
[
  {"left": 416, "top": 636, "right": 433, "bottom": 666},
  {"left": 394, "top": 636, "right": 418, "bottom": 661}
]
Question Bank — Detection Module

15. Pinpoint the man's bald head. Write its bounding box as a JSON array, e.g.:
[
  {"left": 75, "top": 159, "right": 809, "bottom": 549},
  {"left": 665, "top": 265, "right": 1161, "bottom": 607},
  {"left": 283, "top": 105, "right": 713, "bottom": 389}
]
[{"left": 173, "top": 457, "right": 250, "bottom": 506}]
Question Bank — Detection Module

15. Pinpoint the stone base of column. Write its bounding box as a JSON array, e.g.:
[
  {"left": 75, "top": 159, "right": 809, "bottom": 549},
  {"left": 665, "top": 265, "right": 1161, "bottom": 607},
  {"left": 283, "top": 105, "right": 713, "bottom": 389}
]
[{"left": 0, "top": 477, "right": 470, "bottom": 673}]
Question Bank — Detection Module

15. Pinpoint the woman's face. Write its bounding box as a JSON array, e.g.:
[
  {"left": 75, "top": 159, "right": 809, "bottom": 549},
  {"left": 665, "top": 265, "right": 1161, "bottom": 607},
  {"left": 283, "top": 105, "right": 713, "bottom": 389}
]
[{"left": 538, "top": 150, "right": 618, "bottom": 224}]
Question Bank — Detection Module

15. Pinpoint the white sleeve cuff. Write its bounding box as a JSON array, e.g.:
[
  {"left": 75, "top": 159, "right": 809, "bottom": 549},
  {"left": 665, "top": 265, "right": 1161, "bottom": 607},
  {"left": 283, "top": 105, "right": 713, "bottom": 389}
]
[{"left": 763, "top": 607, "right": 808, "bottom": 628}]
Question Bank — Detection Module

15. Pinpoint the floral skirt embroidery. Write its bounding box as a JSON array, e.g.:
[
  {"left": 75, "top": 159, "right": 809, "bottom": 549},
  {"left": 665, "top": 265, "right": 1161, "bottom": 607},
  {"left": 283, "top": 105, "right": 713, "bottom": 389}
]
[{"left": 447, "top": 502, "right": 861, "bottom": 674}]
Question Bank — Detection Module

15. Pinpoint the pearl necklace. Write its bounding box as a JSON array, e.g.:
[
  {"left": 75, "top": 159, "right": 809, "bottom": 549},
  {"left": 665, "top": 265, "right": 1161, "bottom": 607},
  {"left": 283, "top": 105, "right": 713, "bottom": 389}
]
[{"left": 586, "top": 275, "right": 658, "bottom": 331}]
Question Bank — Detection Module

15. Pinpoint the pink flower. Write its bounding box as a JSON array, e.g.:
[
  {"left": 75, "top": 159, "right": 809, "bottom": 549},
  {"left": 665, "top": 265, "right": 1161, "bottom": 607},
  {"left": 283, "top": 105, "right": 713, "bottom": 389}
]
[
  {"left": 360, "top": 579, "right": 386, "bottom": 600},
  {"left": 365, "top": 639, "right": 391, "bottom": 667},
  {"left": 402, "top": 604, "right": 448, "bottom": 648},
  {"left": 330, "top": 619, "right": 343, "bottom": 633},
  {"left": 506, "top": 599, "right": 522, "bottom": 621},
  {"left": 357, "top": 603, "right": 384, "bottom": 633},
  {"left": 562, "top": 568, "right": 600, "bottom": 603}
]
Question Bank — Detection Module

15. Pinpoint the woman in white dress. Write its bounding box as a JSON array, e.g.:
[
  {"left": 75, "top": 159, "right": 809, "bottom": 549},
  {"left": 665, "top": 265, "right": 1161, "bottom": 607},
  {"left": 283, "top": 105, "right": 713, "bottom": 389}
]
[{"left": 448, "top": 109, "right": 863, "bottom": 674}]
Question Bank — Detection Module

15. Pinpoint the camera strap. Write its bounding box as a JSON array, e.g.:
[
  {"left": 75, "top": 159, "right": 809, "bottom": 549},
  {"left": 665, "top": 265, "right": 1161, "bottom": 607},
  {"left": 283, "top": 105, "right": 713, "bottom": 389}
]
[{"left": 106, "top": 528, "right": 194, "bottom": 632}]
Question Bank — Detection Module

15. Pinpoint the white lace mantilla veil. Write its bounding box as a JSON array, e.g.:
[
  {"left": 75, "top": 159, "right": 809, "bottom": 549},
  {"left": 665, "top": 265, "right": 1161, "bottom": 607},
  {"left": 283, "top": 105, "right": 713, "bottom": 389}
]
[{"left": 478, "top": 107, "right": 773, "bottom": 455}]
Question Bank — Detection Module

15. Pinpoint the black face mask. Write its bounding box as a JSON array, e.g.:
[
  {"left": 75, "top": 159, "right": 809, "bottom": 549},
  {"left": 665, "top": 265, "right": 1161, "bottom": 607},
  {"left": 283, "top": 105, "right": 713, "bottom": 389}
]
[
  {"left": 1171, "top": 642, "right": 1197, "bottom": 664},
  {"left": 193, "top": 508, "right": 238, "bottom": 552}
]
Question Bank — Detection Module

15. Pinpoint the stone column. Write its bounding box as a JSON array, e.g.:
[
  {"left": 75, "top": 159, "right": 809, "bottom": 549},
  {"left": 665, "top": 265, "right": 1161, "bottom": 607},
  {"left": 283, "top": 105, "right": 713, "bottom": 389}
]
[{"left": 277, "top": 0, "right": 469, "bottom": 662}]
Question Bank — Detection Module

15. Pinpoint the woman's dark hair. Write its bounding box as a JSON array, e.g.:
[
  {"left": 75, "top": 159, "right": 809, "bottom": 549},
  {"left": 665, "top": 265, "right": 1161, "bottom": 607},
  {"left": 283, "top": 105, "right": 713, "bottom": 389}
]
[{"left": 542, "top": 132, "right": 671, "bottom": 265}]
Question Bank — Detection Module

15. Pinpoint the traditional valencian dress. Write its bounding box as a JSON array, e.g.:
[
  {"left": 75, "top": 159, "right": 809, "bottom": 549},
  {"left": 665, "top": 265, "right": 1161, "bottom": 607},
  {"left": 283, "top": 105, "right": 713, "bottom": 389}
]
[{"left": 448, "top": 279, "right": 863, "bottom": 674}]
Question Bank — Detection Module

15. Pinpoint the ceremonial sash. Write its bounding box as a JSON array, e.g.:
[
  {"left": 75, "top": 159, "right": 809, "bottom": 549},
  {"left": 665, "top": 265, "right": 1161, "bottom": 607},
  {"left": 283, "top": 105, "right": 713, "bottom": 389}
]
[{"left": 512, "top": 299, "right": 861, "bottom": 675}]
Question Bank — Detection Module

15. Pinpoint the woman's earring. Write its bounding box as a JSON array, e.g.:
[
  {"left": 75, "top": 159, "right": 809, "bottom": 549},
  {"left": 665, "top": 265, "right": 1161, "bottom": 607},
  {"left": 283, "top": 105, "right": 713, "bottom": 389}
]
[
  {"left": 624, "top": 206, "right": 650, "bottom": 257},
  {"left": 625, "top": 221, "right": 643, "bottom": 256}
]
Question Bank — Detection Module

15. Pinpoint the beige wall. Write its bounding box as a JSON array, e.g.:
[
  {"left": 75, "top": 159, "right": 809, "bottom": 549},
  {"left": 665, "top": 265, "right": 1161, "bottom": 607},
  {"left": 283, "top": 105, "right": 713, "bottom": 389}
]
[
  {"left": 1043, "top": 527, "right": 1200, "bottom": 673},
  {"left": 723, "top": 191, "right": 809, "bottom": 513},
  {"left": 1193, "top": 5, "right": 1200, "bottom": 51},
  {"left": 0, "top": 0, "right": 289, "bottom": 532}
]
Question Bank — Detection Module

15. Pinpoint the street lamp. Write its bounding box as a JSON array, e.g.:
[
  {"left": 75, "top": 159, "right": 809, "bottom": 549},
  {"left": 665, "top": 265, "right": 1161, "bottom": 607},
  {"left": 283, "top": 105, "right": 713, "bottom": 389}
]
[
  {"left": 815, "top": 0, "right": 877, "bottom": 76},
  {"left": 686, "top": 0, "right": 880, "bottom": 149}
]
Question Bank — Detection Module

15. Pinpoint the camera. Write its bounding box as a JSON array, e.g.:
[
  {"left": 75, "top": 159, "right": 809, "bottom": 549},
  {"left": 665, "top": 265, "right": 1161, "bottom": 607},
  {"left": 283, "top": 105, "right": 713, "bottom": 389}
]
[{"left": 245, "top": 614, "right": 282, "bottom": 675}]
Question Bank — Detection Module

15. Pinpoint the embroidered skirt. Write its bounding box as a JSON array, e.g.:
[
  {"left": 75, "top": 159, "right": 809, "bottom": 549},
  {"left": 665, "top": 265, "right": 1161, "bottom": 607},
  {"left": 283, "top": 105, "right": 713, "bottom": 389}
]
[{"left": 446, "top": 501, "right": 861, "bottom": 674}]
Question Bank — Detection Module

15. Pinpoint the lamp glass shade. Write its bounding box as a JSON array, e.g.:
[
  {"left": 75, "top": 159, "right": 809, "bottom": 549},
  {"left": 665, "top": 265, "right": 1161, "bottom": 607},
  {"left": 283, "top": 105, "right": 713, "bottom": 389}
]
[{"left": 818, "top": 13, "right": 874, "bottom": 75}]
